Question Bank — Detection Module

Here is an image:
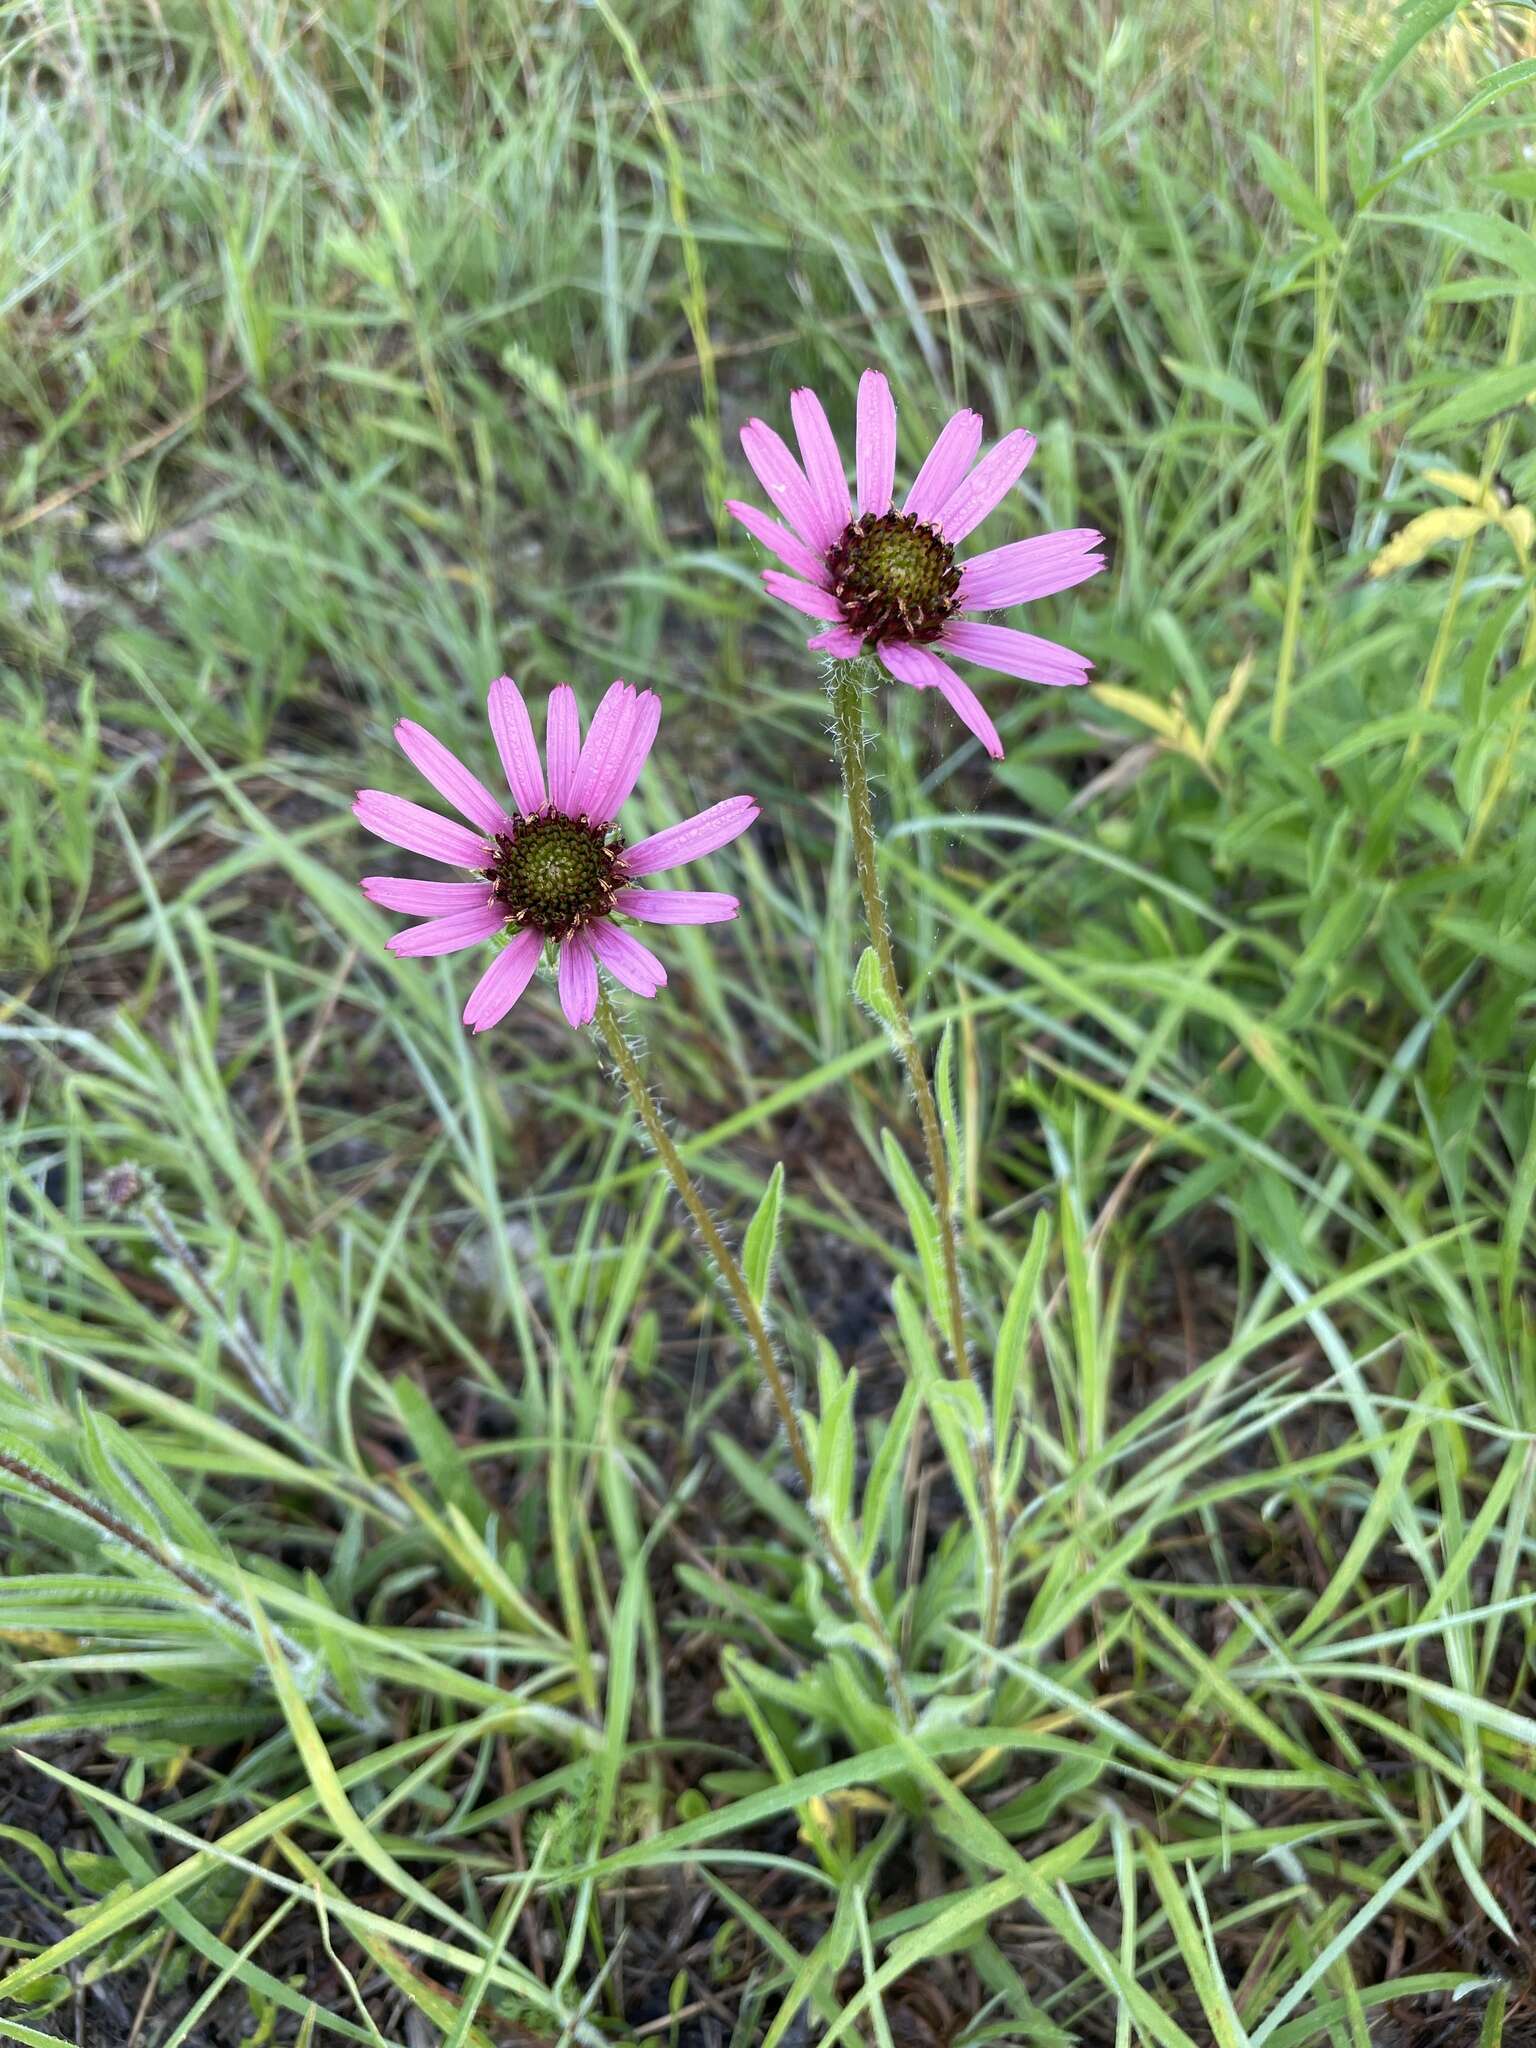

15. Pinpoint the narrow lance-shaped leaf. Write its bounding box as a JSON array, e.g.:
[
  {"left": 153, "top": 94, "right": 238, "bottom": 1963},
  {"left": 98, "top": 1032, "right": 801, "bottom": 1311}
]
[
  {"left": 934, "top": 1022, "right": 964, "bottom": 1207},
  {"left": 812, "top": 1341, "right": 858, "bottom": 1529},
  {"left": 1395, "top": 208, "right": 1536, "bottom": 289},
  {"left": 1368, "top": 56, "right": 1536, "bottom": 194},
  {"left": 1355, "top": 0, "right": 1465, "bottom": 105},
  {"left": 890, "top": 1279, "right": 984, "bottom": 1528},
  {"left": 853, "top": 945, "right": 898, "bottom": 1035},
  {"left": 1249, "top": 133, "right": 1337, "bottom": 246},
  {"left": 742, "top": 1161, "right": 785, "bottom": 1308},
  {"left": 1415, "top": 360, "right": 1536, "bottom": 437},
  {"left": 993, "top": 1209, "right": 1053, "bottom": 1463},
  {"left": 880, "top": 1127, "right": 947, "bottom": 1331},
  {"left": 858, "top": 1378, "right": 923, "bottom": 1573},
  {"left": 388, "top": 1375, "right": 495, "bottom": 1527},
  {"left": 710, "top": 1429, "right": 817, "bottom": 1544}
]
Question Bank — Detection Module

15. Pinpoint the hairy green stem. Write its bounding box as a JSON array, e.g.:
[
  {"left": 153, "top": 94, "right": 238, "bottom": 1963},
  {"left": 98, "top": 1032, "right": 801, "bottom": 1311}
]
[
  {"left": 827, "top": 662, "right": 1003, "bottom": 1650},
  {"left": 829, "top": 666, "right": 970, "bottom": 1372},
  {"left": 593, "top": 992, "right": 913, "bottom": 1724}
]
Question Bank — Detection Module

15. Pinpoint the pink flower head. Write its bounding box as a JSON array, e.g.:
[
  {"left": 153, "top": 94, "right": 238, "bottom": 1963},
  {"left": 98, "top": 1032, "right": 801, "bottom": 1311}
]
[
  {"left": 727, "top": 371, "right": 1106, "bottom": 759},
  {"left": 354, "top": 679, "right": 757, "bottom": 1033}
]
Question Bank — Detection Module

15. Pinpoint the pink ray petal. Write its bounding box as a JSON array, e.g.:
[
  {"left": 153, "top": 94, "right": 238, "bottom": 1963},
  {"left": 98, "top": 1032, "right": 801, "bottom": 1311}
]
[
  {"left": 621, "top": 795, "right": 759, "bottom": 878},
  {"left": 740, "top": 419, "right": 836, "bottom": 550},
  {"left": 393, "top": 720, "right": 512, "bottom": 835},
  {"left": 487, "top": 676, "right": 546, "bottom": 816},
  {"left": 590, "top": 920, "right": 667, "bottom": 998},
  {"left": 386, "top": 905, "right": 506, "bottom": 957},
  {"left": 568, "top": 680, "right": 636, "bottom": 819},
  {"left": 875, "top": 639, "right": 950, "bottom": 691},
  {"left": 808, "top": 624, "right": 867, "bottom": 658},
  {"left": 725, "top": 499, "right": 831, "bottom": 586},
  {"left": 354, "top": 792, "right": 489, "bottom": 868},
  {"left": 615, "top": 887, "right": 739, "bottom": 925},
  {"left": 763, "top": 570, "right": 842, "bottom": 621},
  {"left": 877, "top": 642, "right": 1003, "bottom": 758},
  {"left": 939, "top": 619, "right": 1093, "bottom": 687},
  {"left": 362, "top": 876, "right": 497, "bottom": 914},
  {"left": 957, "top": 530, "right": 1106, "bottom": 610},
  {"left": 855, "top": 369, "right": 897, "bottom": 517},
  {"left": 936, "top": 429, "right": 1037, "bottom": 544},
  {"left": 545, "top": 685, "right": 581, "bottom": 811},
  {"left": 592, "top": 689, "right": 660, "bottom": 824},
  {"left": 463, "top": 928, "right": 543, "bottom": 1033},
  {"left": 933, "top": 671, "right": 1004, "bottom": 759},
  {"left": 902, "top": 409, "right": 982, "bottom": 524},
  {"left": 790, "top": 387, "right": 852, "bottom": 539},
  {"left": 557, "top": 931, "right": 599, "bottom": 1028}
]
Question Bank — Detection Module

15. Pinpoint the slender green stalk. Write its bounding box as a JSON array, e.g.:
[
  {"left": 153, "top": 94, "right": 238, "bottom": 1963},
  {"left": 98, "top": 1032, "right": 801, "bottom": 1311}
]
[
  {"left": 592, "top": 0, "right": 744, "bottom": 690},
  {"left": 1270, "top": 0, "right": 1332, "bottom": 745},
  {"left": 827, "top": 662, "right": 1003, "bottom": 1650},
  {"left": 593, "top": 993, "right": 913, "bottom": 1725},
  {"left": 592, "top": 0, "right": 726, "bottom": 538},
  {"left": 829, "top": 665, "right": 970, "bottom": 1373}
]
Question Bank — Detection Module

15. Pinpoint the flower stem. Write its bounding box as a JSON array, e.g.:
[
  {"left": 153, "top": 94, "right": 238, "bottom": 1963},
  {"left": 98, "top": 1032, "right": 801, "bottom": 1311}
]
[
  {"left": 593, "top": 992, "right": 913, "bottom": 1725},
  {"left": 829, "top": 663, "right": 970, "bottom": 1372},
  {"left": 827, "top": 661, "right": 1003, "bottom": 1649}
]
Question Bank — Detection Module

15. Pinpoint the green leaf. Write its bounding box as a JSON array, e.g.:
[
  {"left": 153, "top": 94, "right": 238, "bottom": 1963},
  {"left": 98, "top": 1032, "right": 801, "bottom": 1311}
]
[
  {"left": 1141, "top": 1837, "right": 1252, "bottom": 2048},
  {"left": 1415, "top": 360, "right": 1536, "bottom": 436},
  {"left": 890, "top": 1280, "right": 984, "bottom": 1526},
  {"left": 880, "top": 1129, "right": 946, "bottom": 1326},
  {"left": 1478, "top": 1982, "right": 1510, "bottom": 2048},
  {"left": 858, "top": 1380, "right": 922, "bottom": 1571},
  {"left": 853, "top": 946, "right": 897, "bottom": 1033},
  {"left": 989, "top": 1749, "right": 1108, "bottom": 1836},
  {"left": 934, "top": 1023, "right": 964, "bottom": 1198},
  {"left": 710, "top": 1432, "right": 816, "bottom": 1545},
  {"left": 1374, "top": 57, "right": 1536, "bottom": 188},
  {"left": 1356, "top": 0, "right": 1465, "bottom": 104},
  {"left": 1500, "top": 1101, "right": 1536, "bottom": 1339},
  {"left": 1163, "top": 359, "right": 1269, "bottom": 431},
  {"left": 1397, "top": 209, "right": 1536, "bottom": 288},
  {"left": 993, "top": 1209, "right": 1052, "bottom": 1458},
  {"left": 388, "top": 1376, "right": 494, "bottom": 1528},
  {"left": 1291, "top": 1412, "right": 1425, "bottom": 1647},
  {"left": 1250, "top": 134, "right": 1336, "bottom": 245},
  {"left": 1345, "top": 96, "right": 1376, "bottom": 202},
  {"left": 812, "top": 1344, "right": 858, "bottom": 1527},
  {"left": 742, "top": 1162, "right": 785, "bottom": 1309}
]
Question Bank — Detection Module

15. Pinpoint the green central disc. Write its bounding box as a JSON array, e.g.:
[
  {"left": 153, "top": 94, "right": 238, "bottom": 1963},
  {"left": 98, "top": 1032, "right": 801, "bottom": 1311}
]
[
  {"left": 488, "top": 811, "right": 624, "bottom": 940},
  {"left": 826, "top": 510, "right": 962, "bottom": 645}
]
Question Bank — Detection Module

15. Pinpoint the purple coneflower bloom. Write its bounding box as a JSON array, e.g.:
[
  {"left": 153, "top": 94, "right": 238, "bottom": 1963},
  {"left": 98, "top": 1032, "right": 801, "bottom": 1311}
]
[
  {"left": 727, "top": 370, "right": 1105, "bottom": 759},
  {"left": 354, "top": 680, "right": 757, "bottom": 1033}
]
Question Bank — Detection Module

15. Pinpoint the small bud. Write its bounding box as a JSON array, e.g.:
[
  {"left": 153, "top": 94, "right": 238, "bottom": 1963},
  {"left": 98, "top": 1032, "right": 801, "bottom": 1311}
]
[{"left": 93, "top": 1163, "right": 147, "bottom": 1212}]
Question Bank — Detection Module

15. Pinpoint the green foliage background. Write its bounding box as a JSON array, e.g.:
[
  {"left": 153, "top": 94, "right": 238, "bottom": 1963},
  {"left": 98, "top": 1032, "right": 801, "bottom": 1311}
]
[{"left": 4, "top": 0, "right": 1536, "bottom": 2040}]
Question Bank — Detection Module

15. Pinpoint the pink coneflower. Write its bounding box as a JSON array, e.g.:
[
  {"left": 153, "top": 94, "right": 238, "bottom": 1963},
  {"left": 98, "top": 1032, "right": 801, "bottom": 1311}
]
[
  {"left": 354, "top": 680, "right": 757, "bottom": 1032},
  {"left": 727, "top": 371, "right": 1105, "bottom": 759}
]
